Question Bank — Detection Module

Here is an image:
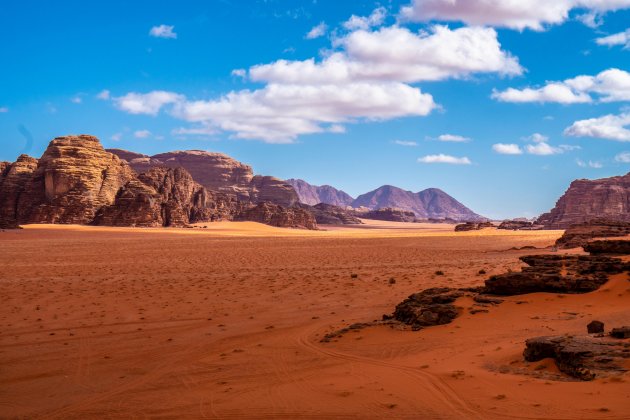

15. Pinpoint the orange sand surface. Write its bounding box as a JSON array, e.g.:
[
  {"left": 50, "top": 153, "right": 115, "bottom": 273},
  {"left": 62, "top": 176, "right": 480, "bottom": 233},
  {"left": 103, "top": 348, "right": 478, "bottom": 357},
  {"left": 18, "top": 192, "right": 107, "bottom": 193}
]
[{"left": 1, "top": 223, "right": 629, "bottom": 419}]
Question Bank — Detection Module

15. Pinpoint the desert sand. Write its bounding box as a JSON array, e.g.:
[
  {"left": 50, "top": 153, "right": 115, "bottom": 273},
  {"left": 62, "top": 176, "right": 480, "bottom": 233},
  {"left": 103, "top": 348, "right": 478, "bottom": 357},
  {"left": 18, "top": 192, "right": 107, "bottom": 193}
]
[{"left": 1, "top": 222, "right": 629, "bottom": 419}]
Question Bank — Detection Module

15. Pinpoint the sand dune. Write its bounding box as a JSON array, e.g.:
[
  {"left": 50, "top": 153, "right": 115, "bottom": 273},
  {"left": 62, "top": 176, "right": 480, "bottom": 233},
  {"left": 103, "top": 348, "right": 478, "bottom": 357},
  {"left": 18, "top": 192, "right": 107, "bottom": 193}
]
[{"left": 1, "top": 223, "right": 628, "bottom": 419}]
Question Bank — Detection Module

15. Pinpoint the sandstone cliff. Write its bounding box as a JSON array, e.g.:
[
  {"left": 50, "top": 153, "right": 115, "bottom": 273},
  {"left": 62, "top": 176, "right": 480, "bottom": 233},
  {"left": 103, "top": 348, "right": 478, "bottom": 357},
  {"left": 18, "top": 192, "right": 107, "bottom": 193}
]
[
  {"left": 236, "top": 202, "right": 317, "bottom": 230},
  {"left": 108, "top": 149, "right": 298, "bottom": 206},
  {"left": 0, "top": 155, "right": 39, "bottom": 228},
  {"left": 538, "top": 173, "right": 630, "bottom": 229}
]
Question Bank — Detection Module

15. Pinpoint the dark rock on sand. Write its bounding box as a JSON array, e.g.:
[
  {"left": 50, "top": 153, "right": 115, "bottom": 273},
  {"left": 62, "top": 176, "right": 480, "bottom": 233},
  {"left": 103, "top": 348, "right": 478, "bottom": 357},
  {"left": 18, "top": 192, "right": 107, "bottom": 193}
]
[
  {"left": 555, "top": 219, "right": 630, "bottom": 249},
  {"left": 583, "top": 240, "right": 630, "bottom": 255},
  {"left": 393, "top": 288, "right": 466, "bottom": 330},
  {"left": 587, "top": 321, "right": 605, "bottom": 334},
  {"left": 610, "top": 326, "right": 630, "bottom": 339}
]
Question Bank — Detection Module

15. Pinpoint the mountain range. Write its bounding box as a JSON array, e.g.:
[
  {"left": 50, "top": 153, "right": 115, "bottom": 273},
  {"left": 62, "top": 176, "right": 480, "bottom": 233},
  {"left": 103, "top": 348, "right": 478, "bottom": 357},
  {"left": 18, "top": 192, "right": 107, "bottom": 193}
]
[{"left": 287, "top": 179, "right": 485, "bottom": 222}]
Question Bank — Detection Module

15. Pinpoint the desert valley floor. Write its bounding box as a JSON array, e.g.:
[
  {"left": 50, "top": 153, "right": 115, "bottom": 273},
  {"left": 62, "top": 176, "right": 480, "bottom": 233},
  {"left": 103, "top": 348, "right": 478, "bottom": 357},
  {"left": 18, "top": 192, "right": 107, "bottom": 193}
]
[{"left": 1, "top": 222, "right": 629, "bottom": 419}]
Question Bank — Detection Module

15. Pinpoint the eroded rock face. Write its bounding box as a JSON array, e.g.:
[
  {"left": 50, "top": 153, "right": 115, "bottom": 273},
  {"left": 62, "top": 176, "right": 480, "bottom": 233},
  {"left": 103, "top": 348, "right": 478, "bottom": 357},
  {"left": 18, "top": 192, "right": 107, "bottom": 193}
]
[
  {"left": 393, "top": 288, "right": 466, "bottom": 330},
  {"left": 484, "top": 255, "right": 627, "bottom": 295},
  {"left": 538, "top": 173, "right": 630, "bottom": 229},
  {"left": 455, "top": 221, "right": 495, "bottom": 232},
  {"left": 355, "top": 207, "right": 418, "bottom": 223},
  {"left": 108, "top": 149, "right": 298, "bottom": 206},
  {"left": 583, "top": 240, "right": 630, "bottom": 255},
  {"left": 236, "top": 202, "right": 317, "bottom": 230},
  {"left": 524, "top": 335, "right": 630, "bottom": 381},
  {"left": 20, "top": 135, "right": 135, "bottom": 224},
  {"left": 498, "top": 220, "right": 544, "bottom": 230},
  {"left": 0, "top": 155, "right": 39, "bottom": 228},
  {"left": 94, "top": 167, "right": 245, "bottom": 227},
  {"left": 303, "top": 203, "right": 362, "bottom": 225},
  {"left": 555, "top": 219, "right": 630, "bottom": 249}
]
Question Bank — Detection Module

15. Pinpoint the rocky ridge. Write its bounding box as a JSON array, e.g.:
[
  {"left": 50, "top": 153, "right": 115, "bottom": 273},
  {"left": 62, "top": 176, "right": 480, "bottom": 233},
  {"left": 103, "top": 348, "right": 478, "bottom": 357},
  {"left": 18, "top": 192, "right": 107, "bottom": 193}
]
[{"left": 286, "top": 179, "right": 354, "bottom": 207}]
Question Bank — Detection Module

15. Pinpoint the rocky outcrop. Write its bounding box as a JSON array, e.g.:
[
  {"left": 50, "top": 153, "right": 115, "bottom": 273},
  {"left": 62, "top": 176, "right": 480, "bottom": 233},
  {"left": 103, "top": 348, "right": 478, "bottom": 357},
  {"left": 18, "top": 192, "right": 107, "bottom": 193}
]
[
  {"left": 555, "top": 219, "right": 630, "bottom": 249},
  {"left": 0, "top": 155, "right": 39, "bottom": 228},
  {"left": 498, "top": 220, "right": 544, "bottom": 230},
  {"left": 354, "top": 207, "right": 418, "bottom": 223},
  {"left": 302, "top": 203, "right": 362, "bottom": 225},
  {"left": 17, "top": 135, "right": 136, "bottom": 225},
  {"left": 524, "top": 335, "right": 630, "bottom": 381},
  {"left": 538, "top": 173, "right": 630, "bottom": 229},
  {"left": 94, "top": 167, "right": 245, "bottom": 227},
  {"left": 583, "top": 240, "right": 630, "bottom": 255},
  {"left": 286, "top": 179, "right": 354, "bottom": 207},
  {"left": 393, "top": 288, "right": 465, "bottom": 330},
  {"left": 235, "top": 202, "right": 317, "bottom": 230},
  {"left": 108, "top": 149, "right": 298, "bottom": 206},
  {"left": 484, "top": 255, "right": 627, "bottom": 295},
  {"left": 455, "top": 221, "right": 495, "bottom": 232},
  {"left": 352, "top": 185, "right": 485, "bottom": 221}
]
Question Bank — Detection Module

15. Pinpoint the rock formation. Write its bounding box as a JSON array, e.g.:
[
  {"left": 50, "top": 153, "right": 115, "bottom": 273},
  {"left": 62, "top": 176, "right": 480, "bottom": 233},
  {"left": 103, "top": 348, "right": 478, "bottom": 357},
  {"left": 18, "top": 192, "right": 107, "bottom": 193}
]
[
  {"left": 524, "top": 335, "right": 629, "bottom": 381},
  {"left": 498, "top": 220, "right": 544, "bottom": 230},
  {"left": 108, "top": 149, "right": 298, "bottom": 207},
  {"left": 302, "top": 203, "right": 362, "bottom": 225},
  {"left": 538, "top": 173, "right": 630, "bottom": 229},
  {"left": 583, "top": 240, "right": 630, "bottom": 255},
  {"left": 454, "top": 221, "right": 495, "bottom": 232},
  {"left": 286, "top": 179, "right": 354, "bottom": 207},
  {"left": 0, "top": 155, "right": 39, "bottom": 228},
  {"left": 392, "top": 288, "right": 466, "bottom": 330},
  {"left": 555, "top": 219, "right": 630, "bottom": 249},
  {"left": 352, "top": 185, "right": 484, "bottom": 221},
  {"left": 235, "top": 202, "right": 317, "bottom": 230},
  {"left": 354, "top": 207, "right": 418, "bottom": 223}
]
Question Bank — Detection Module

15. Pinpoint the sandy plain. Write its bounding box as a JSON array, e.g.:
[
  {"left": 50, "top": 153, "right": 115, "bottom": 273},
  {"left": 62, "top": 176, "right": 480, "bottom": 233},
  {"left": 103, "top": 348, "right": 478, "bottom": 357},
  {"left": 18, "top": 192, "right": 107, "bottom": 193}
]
[{"left": 0, "top": 222, "right": 629, "bottom": 419}]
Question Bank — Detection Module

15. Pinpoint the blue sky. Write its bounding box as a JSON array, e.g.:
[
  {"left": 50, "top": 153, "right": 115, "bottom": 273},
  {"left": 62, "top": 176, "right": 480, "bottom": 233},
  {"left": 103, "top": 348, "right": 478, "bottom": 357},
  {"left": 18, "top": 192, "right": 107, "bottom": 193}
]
[{"left": 1, "top": 0, "right": 629, "bottom": 219}]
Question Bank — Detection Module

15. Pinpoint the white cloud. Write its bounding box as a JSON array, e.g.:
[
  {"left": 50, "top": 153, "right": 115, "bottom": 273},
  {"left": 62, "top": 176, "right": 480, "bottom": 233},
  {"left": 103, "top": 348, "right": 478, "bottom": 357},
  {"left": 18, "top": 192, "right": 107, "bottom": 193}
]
[
  {"left": 231, "top": 69, "right": 247, "bottom": 78},
  {"left": 393, "top": 140, "right": 418, "bottom": 146},
  {"left": 306, "top": 22, "right": 328, "bottom": 39},
  {"left": 526, "top": 142, "right": 563, "bottom": 155},
  {"left": 576, "top": 158, "right": 603, "bottom": 168},
  {"left": 596, "top": 29, "right": 630, "bottom": 48},
  {"left": 526, "top": 133, "right": 549, "bottom": 143},
  {"left": 97, "top": 90, "right": 110, "bottom": 100},
  {"left": 0, "top": 107, "right": 8, "bottom": 113},
  {"left": 438, "top": 134, "right": 470, "bottom": 142},
  {"left": 251, "top": 26, "right": 522, "bottom": 85},
  {"left": 615, "top": 151, "right": 630, "bottom": 162},
  {"left": 564, "top": 112, "right": 630, "bottom": 141},
  {"left": 492, "top": 143, "right": 523, "bottom": 154},
  {"left": 400, "top": 0, "right": 630, "bottom": 31},
  {"left": 114, "top": 91, "right": 184, "bottom": 115},
  {"left": 493, "top": 68, "right": 630, "bottom": 104},
  {"left": 134, "top": 130, "right": 151, "bottom": 139},
  {"left": 149, "top": 24, "right": 177, "bottom": 39},
  {"left": 343, "top": 7, "right": 387, "bottom": 30},
  {"left": 418, "top": 154, "right": 472, "bottom": 164},
  {"left": 70, "top": 96, "right": 82, "bottom": 104},
  {"left": 111, "top": 133, "right": 122, "bottom": 141}
]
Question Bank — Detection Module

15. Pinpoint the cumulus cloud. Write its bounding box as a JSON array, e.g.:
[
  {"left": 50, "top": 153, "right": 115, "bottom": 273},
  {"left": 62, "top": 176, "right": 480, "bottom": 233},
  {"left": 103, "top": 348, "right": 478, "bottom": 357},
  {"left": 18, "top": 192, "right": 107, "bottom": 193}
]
[
  {"left": 251, "top": 26, "right": 522, "bottom": 85},
  {"left": 492, "top": 68, "right": 630, "bottom": 104},
  {"left": 393, "top": 140, "right": 418, "bottom": 146},
  {"left": 615, "top": 151, "right": 630, "bottom": 162},
  {"left": 343, "top": 7, "right": 387, "bottom": 30},
  {"left": 400, "top": 0, "right": 630, "bottom": 31},
  {"left": 96, "top": 90, "right": 110, "bottom": 100},
  {"left": 231, "top": 69, "right": 247, "bottom": 78},
  {"left": 418, "top": 154, "right": 472, "bottom": 164},
  {"left": 565, "top": 112, "right": 630, "bottom": 141},
  {"left": 526, "top": 133, "right": 549, "bottom": 143},
  {"left": 114, "top": 91, "right": 184, "bottom": 115},
  {"left": 526, "top": 142, "right": 564, "bottom": 155},
  {"left": 596, "top": 28, "right": 630, "bottom": 48},
  {"left": 134, "top": 129, "right": 151, "bottom": 139},
  {"left": 149, "top": 24, "right": 177, "bottom": 39},
  {"left": 492, "top": 143, "right": 523, "bottom": 154},
  {"left": 438, "top": 134, "right": 470, "bottom": 142},
  {"left": 306, "top": 22, "right": 328, "bottom": 39}
]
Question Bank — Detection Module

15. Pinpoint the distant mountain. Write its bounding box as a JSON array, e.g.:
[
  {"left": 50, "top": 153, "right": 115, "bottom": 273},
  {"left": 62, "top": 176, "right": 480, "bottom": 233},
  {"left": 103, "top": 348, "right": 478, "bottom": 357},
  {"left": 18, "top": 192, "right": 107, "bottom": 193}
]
[
  {"left": 352, "top": 185, "right": 484, "bottom": 222},
  {"left": 537, "top": 172, "right": 630, "bottom": 229},
  {"left": 286, "top": 179, "right": 354, "bottom": 207}
]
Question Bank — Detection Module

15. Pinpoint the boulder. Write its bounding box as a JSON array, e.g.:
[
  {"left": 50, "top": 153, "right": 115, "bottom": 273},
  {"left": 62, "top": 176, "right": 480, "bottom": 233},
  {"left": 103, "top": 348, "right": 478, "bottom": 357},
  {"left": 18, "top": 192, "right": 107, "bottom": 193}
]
[
  {"left": 587, "top": 321, "right": 605, "bottom": 334},
  {"left": 610, "top": 327, "right": 630, "bottom": 339},
  {"left": 524, "top": 335, "right": 630, "bottom": 380}
]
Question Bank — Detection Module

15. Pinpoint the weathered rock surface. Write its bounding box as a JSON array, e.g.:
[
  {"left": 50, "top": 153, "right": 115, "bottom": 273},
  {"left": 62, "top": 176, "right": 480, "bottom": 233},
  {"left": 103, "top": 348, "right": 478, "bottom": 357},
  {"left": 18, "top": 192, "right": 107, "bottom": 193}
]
[
  {"left": 301, "top": 203, "right": 362, "bottom": 225},
  {"left": 286, "top": 179, "right": 354, "bottom": 207},
  {"left": 352, "top": 185, "right": 485, "bottom": 221},
  {"left": 611, "top": 327, "right": 630, "bottom": 339},
  {"left": 20, "top": 136, "right": 135, "bottom": 225},
  {"left": 498, "top": 220, "right": 544, "bottom": 230},
  {"left": 538, "top": 173, "right": 630, "bottom": 229},
  {"left": 583, "top": 240, "right": 630, "bottom": 255},
  {"left": 108, "top": 149, "right": 298, "bottom": 206},
  {"left": 587, "top": 320, "right": 605, "bottom": 334},
  {"left": 354, "top": 207, "right": 418, "bottom": 223},
  {"left": 0, "top": 155, "right": 39, "bottom": 228},
  {"left": 555, "top": 219, "right": 630, "bottom": 249},
  {"left": 455, "top": 221, "right": 495, "bottom": 232},
  {"left": 524, "top": 335, "right": 630, "bottom": 380},
  {"left": 94, "top": 167, "right": 245, "bottom": 227},
  {"left": 484, "top": 255, "right": 627, "bottom": 295},
  {"left": 393, "top": 288, "right": 465, "bottom": 330},
  {"left": 235, "top": 202, "right": 317, "bottom": 230}
]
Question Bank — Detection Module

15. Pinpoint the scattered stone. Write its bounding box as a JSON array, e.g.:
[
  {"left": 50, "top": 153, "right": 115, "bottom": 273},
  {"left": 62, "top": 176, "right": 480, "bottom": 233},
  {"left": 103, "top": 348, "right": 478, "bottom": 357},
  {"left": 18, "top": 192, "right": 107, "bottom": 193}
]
[
  {"left": 610, "top": 327, "right": 630, "bottom": 339},
  {"left": 587, "top": 321, "right": 605, "bottom": 334}
]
